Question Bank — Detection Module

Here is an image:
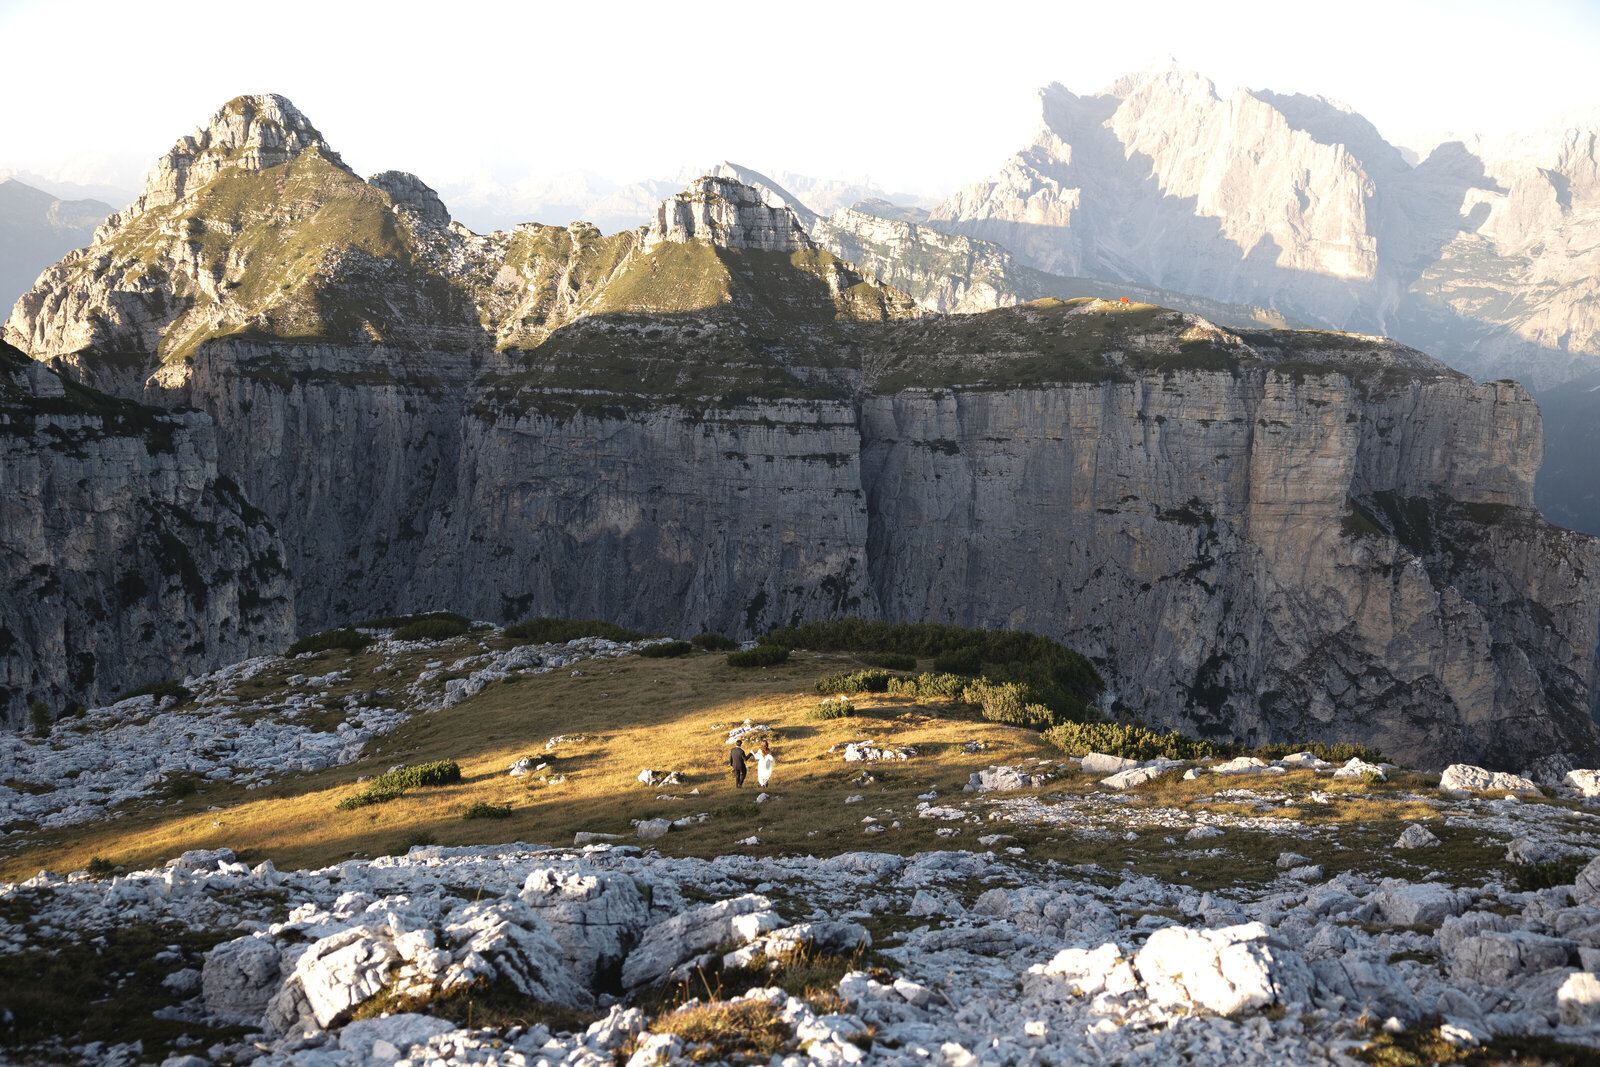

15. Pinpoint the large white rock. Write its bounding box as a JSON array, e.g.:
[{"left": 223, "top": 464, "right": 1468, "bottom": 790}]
[
  {"left": 1212, "top": 757, "right": 1280, "bottom": 775},
  {"left": 201, "top": 935, "right": 283, "bottom": 1025},
  {"left": 1565, "top": 769, "right": 1600, "bottom": 798},
  {"left": 1559, "top": 972, "right": 1600, "bottom": 1025},
  {"left": 1438, "top": 764, "right": 1541, "bottom": 796},
  {"left": 1395, "top": 823, "right": 1440, "bottom": 849},
  {"left": 620, "top": 894, "right": 783, "bottom": 989},
  {"left": 1134, "top": 922, "right": 1312, "bottom": 1016},
  {"left": 520, "top": 867, "right": 651, "bottom": 988},
  {"left": 1079, "top": 752, "right": 1138, "bottom": 775},
  {"left": 264, "top": 925, "right": 397, "bottom": 1032},
  {"left": 337, "top": 1013, "right": 454, "bottom": 1058},
  {"left": 1029, "top": 943, "right": 1138, "bottom": 997},
  {"left": 1100, "top": 766, "right": 1166, "bottom": 790},
  {"left": 1332, "top": 758, "right": 1386, "bottom": 781}
]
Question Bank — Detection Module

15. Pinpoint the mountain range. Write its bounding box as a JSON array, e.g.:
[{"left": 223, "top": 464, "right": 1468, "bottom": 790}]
[{"left": 3, "top": 93, "right": 1597, "bottom": 770}]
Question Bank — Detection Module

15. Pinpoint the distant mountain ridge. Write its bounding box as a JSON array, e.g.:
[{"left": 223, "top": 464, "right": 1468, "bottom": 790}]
[
  {"left": 0, "top": 178, "right": 111, "bottom": 315},
  {"left": 925, "top": 62, "right": 1600, "bottom": 391}
]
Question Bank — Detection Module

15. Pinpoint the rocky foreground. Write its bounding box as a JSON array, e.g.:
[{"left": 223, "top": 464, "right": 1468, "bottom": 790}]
[
  {"left": 8, "top": 805, "right": 1600, "bottom": 1067},
  {"left": 9, "top": 633, "right": 1600, "bottom": 1063}
]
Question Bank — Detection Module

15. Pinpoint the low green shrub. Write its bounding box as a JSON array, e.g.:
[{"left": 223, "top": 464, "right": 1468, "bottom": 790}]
[
  {"left": 505, "top": 617, "right": 644, "bottom": 644},
  {"left": 1042, "top": 721, "right": 1228, "bottom": 762},
  {"left": 885, "top": 672, "right": 967, "bottom": 699},
  {"left": 114, "top": 679, "right": 194, "bottom": 704},
  {"left": 808, "top": 699, "right": 856, "bottom": 720},
  {"left": 691, "top": 632, "right": 739, "bottom": 651},
  {"left": 463, "top": 801, "right": 513, "bottom": 820},
  {"left": 856, "top": 652, "right": 917, "bottom": 671},
  {"left": 639, "top": 640, "right": 693, "bottom": 659},
  {"left": 85, "top": 857, "right": 115, "bottom": 879},
  {"left": 727, "top": 644, "right": 789, "bottom": 668},
  {"left": 814, "top": 669, "right": 893, "bottom": 695},
  {"left": 338, "top": 759, "right": 462, "bottom": 809},
  {"left": 391, "top": 617, "right": 470, "bottom": 641},
  {"left": 962, "top": 678, "right": 1056, "bottom": 728},
  {"left": 932, "top": 646, "right": 983, "bottom": 675},
  {"left": 288, "top": 628, "right": 371, "bottom": 657}
]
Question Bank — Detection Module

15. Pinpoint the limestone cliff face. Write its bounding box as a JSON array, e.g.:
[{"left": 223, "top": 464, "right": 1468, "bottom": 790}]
[
  {"left": 7, "top": 95, "right": 1597, "bottom": 769},
  {"left": 857, "top": 358, "right": 1597, "bottom": 768},
  {"left": 0, "top": 342, "right": 292, "bottom": 726}
]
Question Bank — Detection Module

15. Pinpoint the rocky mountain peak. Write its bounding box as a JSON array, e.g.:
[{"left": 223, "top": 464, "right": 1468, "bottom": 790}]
[
  {"left": 97, "top": 93, "right": 340, "bottom": 239},
  {"left": 642, "top": 176, "right": 814, "bottom": 253}
]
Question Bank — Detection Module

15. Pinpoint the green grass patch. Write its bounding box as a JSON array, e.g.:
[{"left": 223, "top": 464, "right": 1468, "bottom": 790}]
[
  {"left": 814, "top": 669, "right": 893, "bottom": 695},
  {"left": 462, "top": 801, "right": 513, "bottom": 820},
  {"left": 808, "top": 700, "right": 856, "bottom": 721}
]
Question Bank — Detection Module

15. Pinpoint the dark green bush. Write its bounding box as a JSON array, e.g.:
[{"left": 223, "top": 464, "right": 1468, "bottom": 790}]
[
  {"left": 808, "top": 700, "right": 856, "bottom": 721},
  {"left": 391, "top": 617, "right": 470, "bottom": 641},
  {"left": 28, "top": 699, "right": 50, "bottom": 737},
  {"left": 639, "top": 640, "right": 693, "bottom": 659},
  {"left": 360, "top": 611, "right": 471, "bottom": 630},
  {"left": 932, "top": 646, "right": 983, "bottom": 675},
  {"left": 114, "top": 679, "right": 194, "bottom": 704},
  {"left": 727, "top": 644, "right": 789, "bottom": 668},
  {"left": 505, "top": 617, "right": 644, "bottom": 644},
  {"left": 85, "top": 857, "right": 115, "bottom": 879},
  {"left": 962, "top": 678, "right": 1057, "bottom": 728},
  {"left": 814, "top": 669, "right": 893, "bottom": 695},
  {"left": 1509, "top": 857, "right": 1585, "bottom": 892},
  {"left": 1042, "top": 721, "right": 1228, "bottom": 762},
  {"left": 692, "top": 632, "right": 739, "bottom": 651},
  {"left": 463, "top": 801, "right": 513, "bottom": 820},
  {"left": 762, "top": 619, "right": 1101, "bottom": 723},
  {"left": 338, "top": 759, "right": 462, "bottom": 809},
  {"left": 288, "top": 629, "right": 372, "bottom": 657},
  {"left": 164, "top": 774, "right": 201, "bottom": 799},
  {"left": 856, "top": 652, "right": 917, "bottom": 671}
]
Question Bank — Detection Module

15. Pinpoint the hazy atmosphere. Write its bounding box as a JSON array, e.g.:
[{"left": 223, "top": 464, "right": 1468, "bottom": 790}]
[{"left": 4, "top": 0, "right": 1599, "bottom": 232}]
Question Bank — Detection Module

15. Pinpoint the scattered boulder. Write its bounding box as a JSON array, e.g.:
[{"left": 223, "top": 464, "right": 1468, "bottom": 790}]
[
  {"left": 1448, "top": 931, "right": 1573, "bottom": 985},
  {"left": 1310, "top": 958, "right": 1423, "bottom": 1023},
  {"left": 1212, "top": 757, "right": 1283, "bottom": 776},
  {"left": 1332, "top": 758, "right": 1385, "bottom": 782},
  {"left": 1134, "top": 922, "right": 1312, "bottom": 1016},
  {"left": 635, "top": 819, "right": 671, "bottom": 841},
  {"left": 1505, "top": 837, "right": 1577, "bottom": 866},
  {"left": 964, "top": 766, "right": 1046, "bottom": 791},
  {"left": 1438, "top": 764, "right": 1540, "bottom": 796},
  {"left": 1101, "top": 766, "right": 1166, "bottom": 790},
  {"left": 573, "top": 832, "right": 627, "bottom": 846},
  {"left": 1395, "top": 824, "right": 1441, "bottom": 850},
  {"left": 1374, "top": 883, "right": 1469, "bottom": 927},
  {"left": 338, "top": 1013, "right": 454, "bottom": 1059},
  {"left": 723, "top": 921, "right": 870, "bottom": 969}
]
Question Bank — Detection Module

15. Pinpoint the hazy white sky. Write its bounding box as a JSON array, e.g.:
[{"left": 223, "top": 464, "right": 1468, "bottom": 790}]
[{"left": 2, "top": 0, "right": 1597, "bottom": 207}]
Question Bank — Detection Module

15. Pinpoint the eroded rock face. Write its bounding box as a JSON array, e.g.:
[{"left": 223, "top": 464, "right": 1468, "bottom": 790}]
[
  {"left": 0, "top": 342, "right": 292, "bottom": 725},
  {"left": 643, "top": 177, "right": 813, "bottom": 253}
]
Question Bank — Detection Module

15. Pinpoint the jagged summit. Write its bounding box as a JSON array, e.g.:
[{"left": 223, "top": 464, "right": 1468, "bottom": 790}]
[
  {"left": 642, "top": 176, "right": 814, "bottom": 253},
  {"left": 367, "top": 170, "right": 450, "bottom": 225},
  {"left": 98, "top": 93, "right": 339, "bottom": 240}
]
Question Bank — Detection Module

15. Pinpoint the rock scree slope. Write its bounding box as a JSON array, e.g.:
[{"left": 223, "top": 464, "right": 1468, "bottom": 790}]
[{"left": 5, "top": 93, "right": 1599, "bottom": 770}]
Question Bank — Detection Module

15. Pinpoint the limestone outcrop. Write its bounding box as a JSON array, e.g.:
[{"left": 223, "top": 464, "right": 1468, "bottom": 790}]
[{"left": 5, "top": 95, "right": 1598, "bottom": 767}]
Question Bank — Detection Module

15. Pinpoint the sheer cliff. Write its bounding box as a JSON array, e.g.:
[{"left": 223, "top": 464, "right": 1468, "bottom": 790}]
[
  {"left": 5, "top": 95, "right": 1596, "bottom": 769},
  {"left": 0, "top": 340, "right": 292, "bottom": 727}
]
